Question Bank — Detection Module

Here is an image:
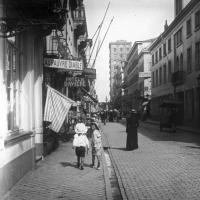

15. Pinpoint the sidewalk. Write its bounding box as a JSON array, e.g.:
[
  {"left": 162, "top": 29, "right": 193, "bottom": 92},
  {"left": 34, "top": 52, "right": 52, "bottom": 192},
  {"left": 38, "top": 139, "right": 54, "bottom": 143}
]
[
  {"left": 101, "top": 122, "right": 200, "bottom": 200},
  {"left": 146, "top": 119, "right": 200, "bottom": 134},
  {"left": 120, "top": 118, "right": 200, "bottom": 134},
  {"left": 1, "top": 139, "right": 110, "bottom": 200}
]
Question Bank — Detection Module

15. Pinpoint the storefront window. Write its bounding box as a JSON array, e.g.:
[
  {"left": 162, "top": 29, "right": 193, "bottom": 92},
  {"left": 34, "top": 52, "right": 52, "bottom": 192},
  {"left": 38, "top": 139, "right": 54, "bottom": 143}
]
[{"left": 6, "top": 38, "right": 20, "bottom": 132}]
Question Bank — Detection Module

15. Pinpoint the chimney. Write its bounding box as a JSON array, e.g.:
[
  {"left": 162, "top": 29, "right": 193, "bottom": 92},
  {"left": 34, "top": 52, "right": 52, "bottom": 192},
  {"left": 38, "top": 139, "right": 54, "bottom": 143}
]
[{"left": 164, "top": 20, "right": 168, "bottom": 31}]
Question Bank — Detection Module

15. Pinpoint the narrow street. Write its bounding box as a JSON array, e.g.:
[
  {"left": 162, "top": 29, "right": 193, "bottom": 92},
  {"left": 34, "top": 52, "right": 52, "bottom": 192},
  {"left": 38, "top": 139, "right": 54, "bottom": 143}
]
[
  {"left": 2, "top": 121, "right": 200, "bottom": 200},
  {"left": 101, "top": 121, "right": 200, "bottom": 200}
]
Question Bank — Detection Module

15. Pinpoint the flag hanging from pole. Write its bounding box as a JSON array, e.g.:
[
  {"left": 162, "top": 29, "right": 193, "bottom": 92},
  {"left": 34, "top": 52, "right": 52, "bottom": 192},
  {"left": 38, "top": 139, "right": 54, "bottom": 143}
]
[{"left": 44, "top": 85, "right": 74, "bottom": 133}]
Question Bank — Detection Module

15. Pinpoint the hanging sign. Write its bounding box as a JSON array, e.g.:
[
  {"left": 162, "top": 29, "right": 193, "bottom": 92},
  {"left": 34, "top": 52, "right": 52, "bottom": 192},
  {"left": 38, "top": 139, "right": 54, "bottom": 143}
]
[
  {"left": 64, "top": 77, "right": 86, "bottom": 87},
  {"left": 44, "top": 58, "right": 83, "bottom": 71},
  {"left": 83, "top": 68, "right": 96, "bottom": 79},
  {"left": 139, "top": 72, "right": 151, "bottom": 78}
]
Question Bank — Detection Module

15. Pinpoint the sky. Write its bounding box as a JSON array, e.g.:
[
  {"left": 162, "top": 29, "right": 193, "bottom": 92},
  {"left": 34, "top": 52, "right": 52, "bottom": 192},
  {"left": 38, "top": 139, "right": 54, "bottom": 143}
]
[{"left": 84, "top": 0, "right": 174, "bottom": 102}]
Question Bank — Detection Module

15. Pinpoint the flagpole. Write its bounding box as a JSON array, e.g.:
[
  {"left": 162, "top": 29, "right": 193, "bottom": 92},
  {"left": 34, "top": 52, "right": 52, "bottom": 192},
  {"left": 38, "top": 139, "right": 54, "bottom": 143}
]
[
  {"left": 92, "top": 17, "right": 114, "bottom": 68},
  {"left": 87, "top": 2, "right": 110, "bottom": 67}
]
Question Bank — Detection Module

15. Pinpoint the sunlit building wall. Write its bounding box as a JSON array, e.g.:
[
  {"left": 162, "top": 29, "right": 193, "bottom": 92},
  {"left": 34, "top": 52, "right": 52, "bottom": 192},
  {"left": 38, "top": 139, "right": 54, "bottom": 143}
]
[{"left": 150, "top": 0, "right": 200, "bottom": 127}]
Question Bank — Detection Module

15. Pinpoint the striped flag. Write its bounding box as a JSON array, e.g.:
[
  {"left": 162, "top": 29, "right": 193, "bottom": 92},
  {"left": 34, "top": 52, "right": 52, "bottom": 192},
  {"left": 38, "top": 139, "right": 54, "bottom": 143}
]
[{"left": 44, "top": 85, "right": 74, "bottom": 133}]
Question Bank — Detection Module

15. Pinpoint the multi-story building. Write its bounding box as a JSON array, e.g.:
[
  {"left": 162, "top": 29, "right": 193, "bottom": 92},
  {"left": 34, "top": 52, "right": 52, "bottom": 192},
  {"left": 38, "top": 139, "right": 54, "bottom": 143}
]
[
  {"left": 44, "top": 0, "right": 97, "bottom": 117},
  {"left": 0, "top": 0, "right": 95, "bottom": 197},
  {"left": 109, "top": 40, "right": 131, "bottom": 108},
  {"left": 122, "top": 39, "right": 155, "bottom": 113},
  {"left": 150, "top": 0, "right": 200, "bottom": 127}
]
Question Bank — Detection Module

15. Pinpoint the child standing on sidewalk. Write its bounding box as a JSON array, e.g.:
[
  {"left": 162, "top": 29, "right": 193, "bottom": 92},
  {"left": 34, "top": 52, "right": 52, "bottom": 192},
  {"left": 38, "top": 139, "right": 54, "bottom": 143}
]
[
  {"left": 73, "top": 123, "right": 89, "bottom": 170},
  {"left": 90, "top": 122, "right": 102, "bottom": 170}
]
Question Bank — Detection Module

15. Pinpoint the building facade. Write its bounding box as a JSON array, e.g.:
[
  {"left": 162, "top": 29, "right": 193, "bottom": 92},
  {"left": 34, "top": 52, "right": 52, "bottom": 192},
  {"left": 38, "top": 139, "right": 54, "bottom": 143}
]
[
  {"left": 122, "top": 39, "right": 155, "bottom": 113},
  {"left": 109, "top": 40, "right": 131, "bottom": 109},
  {"left": 150, "top": 0, "right": 200, "bottom": 127},
  {"left": 44, "top": 1, "right": 97, "bottom": 121},
  {"left": 0, "top": 0, "right": 95, "bottom": 197}
]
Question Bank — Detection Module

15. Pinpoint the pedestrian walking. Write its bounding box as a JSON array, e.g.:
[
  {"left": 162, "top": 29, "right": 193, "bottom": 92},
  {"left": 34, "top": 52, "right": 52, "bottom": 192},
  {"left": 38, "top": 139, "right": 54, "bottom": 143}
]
[
  {"left": 73, "top": 123, "right": 89, "bottom": 170},
  {"left": 126, "top": 109, "right": 139, "bottom": 150},
  {"left": 90, "top": 122, "right": 102, "bottom": 170}
]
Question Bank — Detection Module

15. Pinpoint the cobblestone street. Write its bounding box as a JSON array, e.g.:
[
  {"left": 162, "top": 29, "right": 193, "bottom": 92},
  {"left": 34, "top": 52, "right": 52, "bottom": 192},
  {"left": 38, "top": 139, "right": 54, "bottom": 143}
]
[{"left": 101, "top": 122, "right": 200, "bottom": 200}]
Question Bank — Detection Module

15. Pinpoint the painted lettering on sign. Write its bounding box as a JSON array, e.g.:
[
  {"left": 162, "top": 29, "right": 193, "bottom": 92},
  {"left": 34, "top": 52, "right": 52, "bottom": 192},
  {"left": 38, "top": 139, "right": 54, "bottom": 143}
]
[
  {"left": 64, "top": 77, "right": 86, "bottom": 87},
  {"left": 44, "top": 58, "right": 83, "bottom": 71}
]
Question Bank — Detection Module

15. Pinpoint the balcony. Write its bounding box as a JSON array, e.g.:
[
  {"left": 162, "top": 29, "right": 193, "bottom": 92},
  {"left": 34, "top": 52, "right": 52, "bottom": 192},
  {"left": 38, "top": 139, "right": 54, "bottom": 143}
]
[
  {"left": 171, "top": 70, "right": 186, "bottom": 86},
  {"left": 74, "top": 6, "right": 86, "bottom": 25}
]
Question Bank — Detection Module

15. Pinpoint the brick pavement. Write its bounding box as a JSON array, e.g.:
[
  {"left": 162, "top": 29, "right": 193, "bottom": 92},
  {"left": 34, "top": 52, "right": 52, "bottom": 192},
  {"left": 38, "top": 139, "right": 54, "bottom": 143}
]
[
  {"left": 1, "top": 140, "right": 109, "bottom": 200},
  {"left": 101, "top": 122, "right": 200, "bottom": 200}
]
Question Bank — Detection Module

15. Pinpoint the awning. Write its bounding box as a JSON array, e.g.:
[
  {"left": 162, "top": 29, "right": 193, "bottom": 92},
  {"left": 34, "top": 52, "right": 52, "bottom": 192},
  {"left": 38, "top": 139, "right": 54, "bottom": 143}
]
[{"left": 81, "top": 87, "right": 98, "bottom": 103}]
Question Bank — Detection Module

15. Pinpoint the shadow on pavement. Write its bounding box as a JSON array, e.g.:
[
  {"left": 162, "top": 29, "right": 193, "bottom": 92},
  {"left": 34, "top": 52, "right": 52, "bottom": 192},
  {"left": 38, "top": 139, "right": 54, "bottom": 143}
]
[
  {"left": 110, "top": 147, "right": 127, "bottom": 151},
  {"left": 139, "top": 123, "right": 200, "bottom": 148},
  {"left": 60, "top": 162, "right": 77, "bottom": 168},
  {"left": 60, "top": 162, "right": 93, "bottom": 169}
]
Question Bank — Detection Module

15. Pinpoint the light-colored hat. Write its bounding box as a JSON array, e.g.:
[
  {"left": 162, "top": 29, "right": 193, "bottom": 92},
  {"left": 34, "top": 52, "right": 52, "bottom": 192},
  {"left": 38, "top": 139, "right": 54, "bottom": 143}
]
[
  {"left": 131, "top": 109, "right": 137, "bottom": 113},
  {"left": 75, "top": 123, "right": 88, "bottom": 134}
]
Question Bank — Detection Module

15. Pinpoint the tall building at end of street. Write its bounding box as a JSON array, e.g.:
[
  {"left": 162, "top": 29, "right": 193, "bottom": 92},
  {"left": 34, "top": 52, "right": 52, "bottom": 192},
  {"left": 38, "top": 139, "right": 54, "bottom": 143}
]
[
  {"left": 109, "top": 40, "right": 131, "bottom": 108},
  {"left": 122, "top": 39, "right": 155, "bottom": 114},
  {"left": 150, "top": 0, "right": 200, "bottom": 127}
]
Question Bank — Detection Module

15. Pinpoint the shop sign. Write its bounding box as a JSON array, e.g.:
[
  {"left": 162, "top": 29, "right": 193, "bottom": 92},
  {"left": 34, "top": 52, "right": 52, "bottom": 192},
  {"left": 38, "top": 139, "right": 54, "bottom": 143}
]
[
  {"left": 83, "top": 68, "right": 96, "bottom": 79},
  {"left": 85, "top": 74, "right": 96, "bottom": 79},
  {"left": 139, "top": 72, "right": 151, "bottom": 78},
  {"left": 64, "top": 77, "right": 86, "bottom": 87},
  {"left": 44, "top": 58, "right": 83, "bottom": 71}
]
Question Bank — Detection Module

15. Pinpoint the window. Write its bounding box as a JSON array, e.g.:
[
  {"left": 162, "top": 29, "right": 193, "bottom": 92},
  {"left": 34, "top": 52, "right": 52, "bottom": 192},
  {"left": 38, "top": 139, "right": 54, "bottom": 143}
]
[
  {"left": 175, "top": 0, "right": 182, "bottom": 16},
  {"left": 163, "top": 43, "right": 166, "bottom": 56},
  {"left": 155, "top": 51, "right": 158, "bottom": 63},
  {"left": 6, "top": 39, "right": 20, "bottom": 132},
  {"left": 195, "top": 41, "right": 200, "bottom": 70},
  {"left": 168, "top": 60, "right": 172, "bottom": 82},
  {"left": 180, "top": 53, "right": 183, "bottom": 71},
  {"left": 163, "top": 64, "right": 167, "bottom": 84},
  {"left": 176, "top": 56, "right": 179, "bottom": 71},
  {"left": 152, "top": 54, "right": 154, "bottom": 66},
  {"left": 186, "top": 18, "right": 192, "bottom": 36},
  {"left": 156, "top": 70, "right": 158, "bottom": 87},
  {"left": 159, "top": 67, "right": 162, "bottom": 85},
  {"left": 168, "top": 38, "right": 171, "bottom": 53},
  {"left": 185, "top": 89, "right": 194, "bottom": 119},
  {"left": 174, "top": 28, "right": 182, "bottom": 47},
  {"left": 152, "top": 72, "right": 155, "bottom": 88},
  {"left": 195, "top": 10, "right": 200, "bottom": 29},
  {"left": 187, "top": 47, "right": 192, "bottom": 73},
  {"left": 159, "top": 47, "right": 162, "bottom": 60}
]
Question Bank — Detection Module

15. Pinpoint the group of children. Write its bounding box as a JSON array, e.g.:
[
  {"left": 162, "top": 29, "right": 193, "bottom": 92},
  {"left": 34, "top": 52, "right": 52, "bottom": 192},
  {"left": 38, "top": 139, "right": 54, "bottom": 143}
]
[{"left": 72, "top": 122, "right": 102, "bottom": 170}]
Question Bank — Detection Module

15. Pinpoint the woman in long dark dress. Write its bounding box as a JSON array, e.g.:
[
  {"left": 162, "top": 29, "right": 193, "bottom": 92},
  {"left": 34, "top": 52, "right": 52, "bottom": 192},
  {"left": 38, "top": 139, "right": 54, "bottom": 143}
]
[{"left": 126, "top": 109, "right": 139, "bottom": 150}]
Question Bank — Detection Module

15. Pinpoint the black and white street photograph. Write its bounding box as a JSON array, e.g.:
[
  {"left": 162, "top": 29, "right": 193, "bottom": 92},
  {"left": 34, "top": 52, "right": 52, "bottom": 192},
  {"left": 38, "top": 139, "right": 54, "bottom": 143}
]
[{"left": 0, "top": 0, "right": 200, "bottom": 199}]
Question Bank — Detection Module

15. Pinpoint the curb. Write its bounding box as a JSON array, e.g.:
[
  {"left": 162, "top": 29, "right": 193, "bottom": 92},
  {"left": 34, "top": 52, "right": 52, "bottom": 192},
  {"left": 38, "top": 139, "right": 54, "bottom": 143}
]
[
  {"left": 102, "top": 150, "right": 113, "bottom": 200},
  {"left": 101, "top": 124, "right": 127, "bottom": 200},
  {"left": 107, "top": 148, "right": 128, "bottom": 200},
  {"left": 98, "top": 123, "right": 113, "bottom": 200}
]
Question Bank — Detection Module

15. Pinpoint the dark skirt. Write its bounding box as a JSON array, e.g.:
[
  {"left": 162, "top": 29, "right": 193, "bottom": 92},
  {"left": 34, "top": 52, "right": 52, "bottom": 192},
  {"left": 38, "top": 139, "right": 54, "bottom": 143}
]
[
  {"left": 126, "top": 127, "right": 138, "bottom": 150},
  {"left": 75, "top": 146, "right": 86, "bottom": 157}
]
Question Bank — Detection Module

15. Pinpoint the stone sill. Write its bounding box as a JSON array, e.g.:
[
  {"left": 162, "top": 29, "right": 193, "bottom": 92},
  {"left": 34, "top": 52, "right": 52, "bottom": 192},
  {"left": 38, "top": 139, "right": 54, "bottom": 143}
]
[{"left": 5, "top": 131, "right": 34, "bottom": 148}]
